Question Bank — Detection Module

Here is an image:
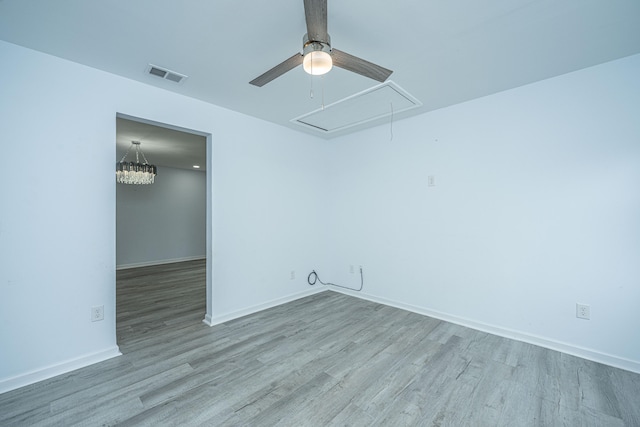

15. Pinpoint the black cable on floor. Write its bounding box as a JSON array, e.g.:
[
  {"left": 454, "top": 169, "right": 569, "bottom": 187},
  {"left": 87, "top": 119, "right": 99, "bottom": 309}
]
[{"left": 307, "top": 267, "right": 364, "bottom": 292}]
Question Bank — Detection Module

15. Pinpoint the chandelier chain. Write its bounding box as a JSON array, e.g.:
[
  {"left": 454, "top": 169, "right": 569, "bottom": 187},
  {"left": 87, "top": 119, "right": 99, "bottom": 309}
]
[
  {"left": 119, "top": 144, "right": 134, "bottom": 163},
  {"left": 139, "top": 146, "right": 150, "bottom": 165}
]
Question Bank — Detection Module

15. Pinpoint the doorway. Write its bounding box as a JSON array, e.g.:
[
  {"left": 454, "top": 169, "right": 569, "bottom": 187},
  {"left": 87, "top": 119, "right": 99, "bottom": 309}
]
[{"left": 115, "top": 114, "right": 212, "bottom": 346}]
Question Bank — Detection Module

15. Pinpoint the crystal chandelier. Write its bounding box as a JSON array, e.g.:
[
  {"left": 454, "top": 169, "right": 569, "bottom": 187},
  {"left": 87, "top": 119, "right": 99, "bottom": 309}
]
[{"left": 116, "top": 141, "right": 157, "bottom": 185}]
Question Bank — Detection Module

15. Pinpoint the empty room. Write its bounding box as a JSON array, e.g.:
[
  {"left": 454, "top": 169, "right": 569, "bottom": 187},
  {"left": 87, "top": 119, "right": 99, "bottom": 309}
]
[{"left": 1, "top": 1, "right": 639, "bottom": 425}]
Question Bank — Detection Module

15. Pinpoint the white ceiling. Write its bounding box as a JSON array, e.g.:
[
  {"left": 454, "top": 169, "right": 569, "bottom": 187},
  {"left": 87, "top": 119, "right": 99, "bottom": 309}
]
[{"left": 2, "top": 0, "right": 639, "bottom": 158}]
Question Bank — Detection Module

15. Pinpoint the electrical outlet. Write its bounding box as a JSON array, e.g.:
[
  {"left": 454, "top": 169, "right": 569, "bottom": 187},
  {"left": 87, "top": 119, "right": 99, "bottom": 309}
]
[
  {"left": 576, "top": 303, "right": 590, "bottom": 320},
  {"left": 349, "top": 265, "right": 355, "bottom": 274},
  {"left": 91, "top": 305, "right": 104, "bottom": 322},
  {"left": 290, "top": 270, "right": 295, "bottom": 280},
  {"left": 428, "top": 175, "right": 436, "bottom": 187}
]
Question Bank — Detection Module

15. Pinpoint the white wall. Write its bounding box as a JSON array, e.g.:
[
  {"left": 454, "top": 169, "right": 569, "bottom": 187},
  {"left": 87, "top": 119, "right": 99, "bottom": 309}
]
[
  {"left": 326, "top": 53, "right": 640, "bottom": 372},
  {"left": 0, "top": 40, "right": 328, "bottom": 392},
  {"left": 116, "top": 166, "right": 206, "bottom": 268},
  {"left": 1, "top": 38, "right": 638, "bottom": 393}
]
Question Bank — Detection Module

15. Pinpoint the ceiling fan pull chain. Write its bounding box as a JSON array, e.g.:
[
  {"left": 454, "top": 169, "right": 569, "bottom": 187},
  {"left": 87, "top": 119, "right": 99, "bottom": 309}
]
[
  {"left": 321, "top": 75, "right": 325, "bottom": 110},
  {"left": 390, "top": 102, "right": 394, "bottom": 141}
]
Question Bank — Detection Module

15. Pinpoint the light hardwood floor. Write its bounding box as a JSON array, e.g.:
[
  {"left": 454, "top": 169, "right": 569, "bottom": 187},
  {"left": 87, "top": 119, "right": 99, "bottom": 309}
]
[{"left": 1, "top": 260, "right": 639, "bottom": 426}]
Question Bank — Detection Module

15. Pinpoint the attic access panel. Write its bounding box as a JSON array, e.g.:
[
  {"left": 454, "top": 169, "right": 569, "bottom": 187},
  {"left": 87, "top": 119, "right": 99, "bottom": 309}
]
[{"left": 291, "top": 81, "right": 421, "bottom": 134}]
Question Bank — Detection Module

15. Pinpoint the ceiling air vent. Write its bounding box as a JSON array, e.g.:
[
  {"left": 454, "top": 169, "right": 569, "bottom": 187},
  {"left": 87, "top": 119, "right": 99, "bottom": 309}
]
[
  {"left": 291, "top": 81, "right": 421, "bottom": 134},
  {"left": 146, "top": 64, "right": 187, "bottom": 84}
]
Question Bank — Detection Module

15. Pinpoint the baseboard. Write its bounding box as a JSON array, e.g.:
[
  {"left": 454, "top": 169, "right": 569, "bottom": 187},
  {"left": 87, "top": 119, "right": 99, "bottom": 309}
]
[
  {"left": 202, "top": 287, "right": 326, "bottom": 327},
  {"left": 203, "top": 313, "right": 214, "bottom": 326},
  {"left": 0, "top": 346, "right": 122, "bottom": 395},
  {"left": 328, "top": 288, "right": 640, "bottom": 375},
  {"left": 116, "top": 256, "right": 205, "bottom": 270}
]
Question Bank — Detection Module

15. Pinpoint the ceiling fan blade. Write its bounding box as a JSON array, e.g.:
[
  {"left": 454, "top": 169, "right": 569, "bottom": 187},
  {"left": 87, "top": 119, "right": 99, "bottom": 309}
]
[
  {"left": 304, "top": 0, "right": 328, "bottom": 42},
  {"left": 249, "top": 53, "right": 303, "bottom": 87},
  {"left": 331, "top": 49, "right": 393, "bottom": 82}
]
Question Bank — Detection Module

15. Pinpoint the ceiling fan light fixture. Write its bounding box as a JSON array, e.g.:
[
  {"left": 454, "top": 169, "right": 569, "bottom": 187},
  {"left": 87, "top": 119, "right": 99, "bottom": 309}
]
[
  {"left": 303, "top": 50, "right": 332, "bottom": 75},
  {"left": 302, "top": 35, "right": 332, "bottom": 76}
]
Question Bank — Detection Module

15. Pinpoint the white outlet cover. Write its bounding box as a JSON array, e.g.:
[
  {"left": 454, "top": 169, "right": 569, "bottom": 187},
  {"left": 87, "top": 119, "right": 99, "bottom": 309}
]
[
  {"left": 91, "top": 305, "right": 104, "bottom": 322},
  {"left": 576, "top": 303, "right": 590, "bottom": 320}
]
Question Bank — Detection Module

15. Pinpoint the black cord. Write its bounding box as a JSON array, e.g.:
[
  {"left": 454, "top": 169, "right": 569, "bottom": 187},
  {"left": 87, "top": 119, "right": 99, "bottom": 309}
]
[{"left": 307, "top": 267, "right": 364, "bottom": 292}]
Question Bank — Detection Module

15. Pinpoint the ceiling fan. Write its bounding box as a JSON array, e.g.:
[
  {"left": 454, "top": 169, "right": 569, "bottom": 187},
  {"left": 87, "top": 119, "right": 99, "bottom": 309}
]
[{"left": 249, "top": 0, "right": 393, "bottom": 87}]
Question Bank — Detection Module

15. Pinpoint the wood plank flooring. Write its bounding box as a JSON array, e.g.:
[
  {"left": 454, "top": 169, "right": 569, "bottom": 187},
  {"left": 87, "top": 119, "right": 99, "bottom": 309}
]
[{"left": 1, "top": 259, "right": 639, "bottom": 426}]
